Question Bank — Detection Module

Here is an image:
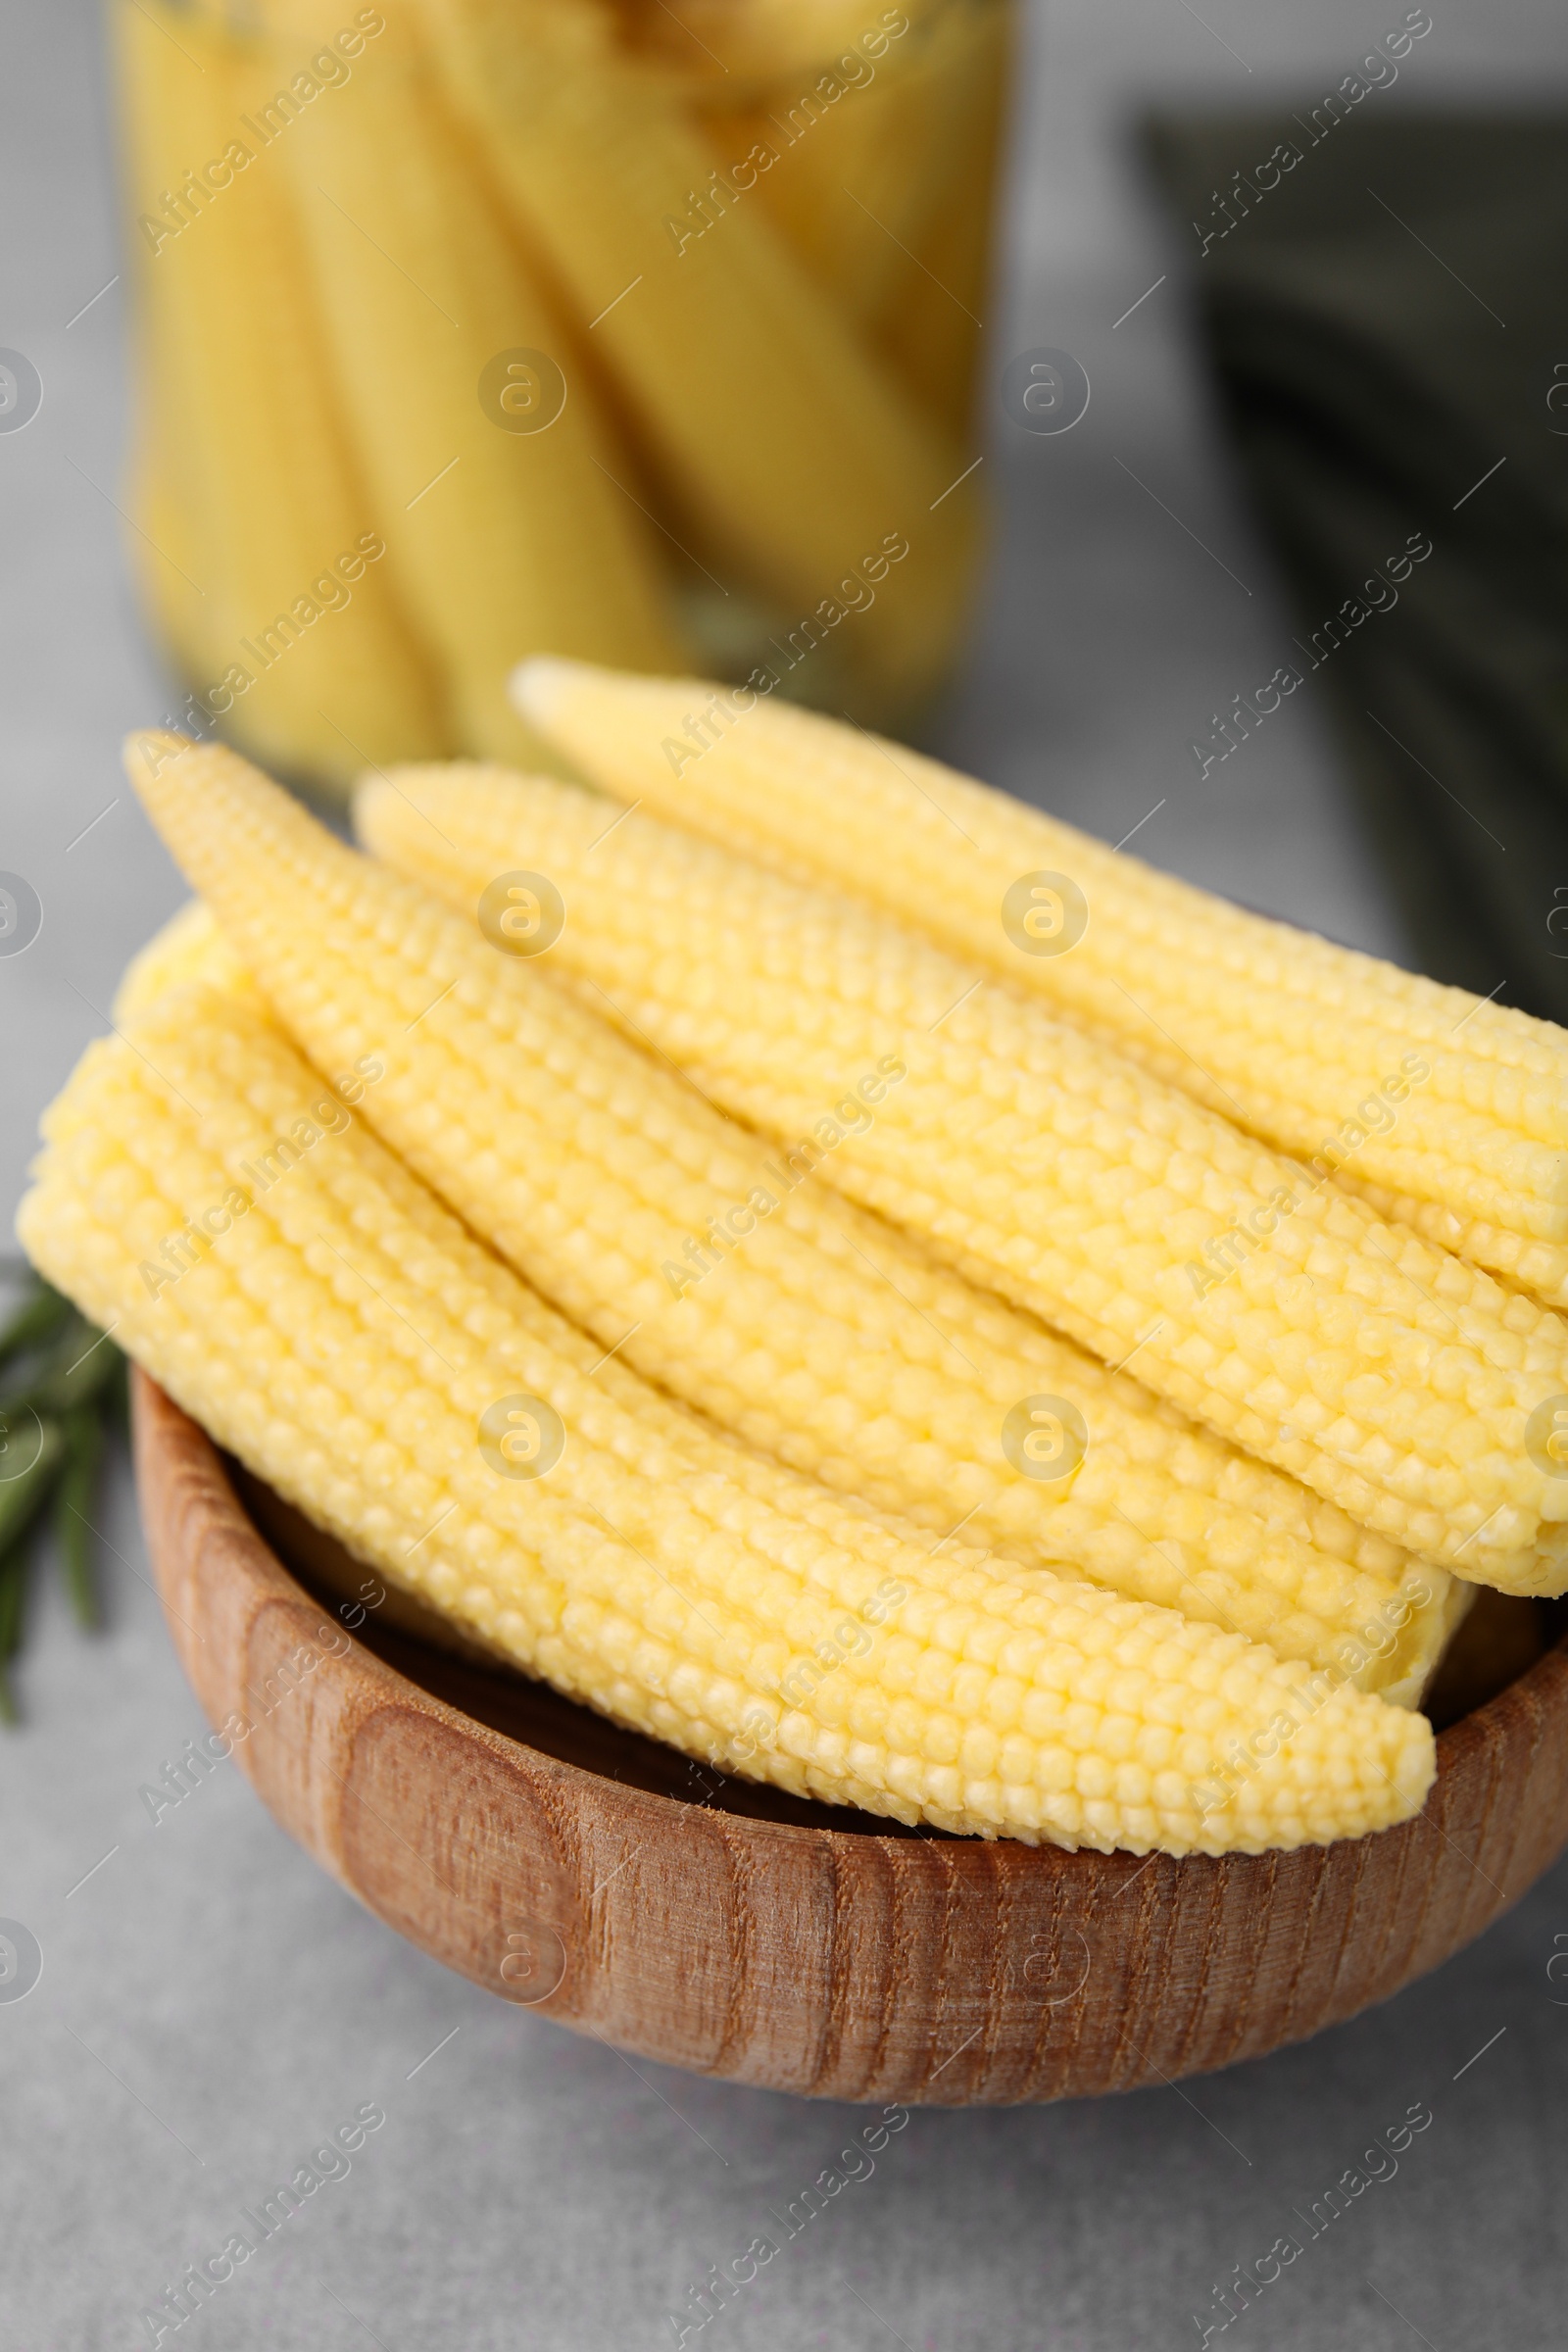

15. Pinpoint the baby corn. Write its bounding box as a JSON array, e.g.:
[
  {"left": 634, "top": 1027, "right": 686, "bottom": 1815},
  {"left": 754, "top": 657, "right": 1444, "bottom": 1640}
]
[
  {"left": 122, "top": 739, "right": 1457, "bottom": 1694},
  {"left": 410, "top": 0, "right": 981, "bottom": 709},
  {"left": 1339, "top": 1175, "right": 1568, "bottom": 1314},
  {"left": 112, "top": 898, "right": 259, "bottom": 1024},
  {"left": 268, "top": 1, "right": 681, "bottom": 766},
  {"left": 18, "top": 984, "right": 1436, "bottom": 1853},
  {"left": 356, "top": 754, "right": 1568, "bottom": 1595},
  {"left": 512, "top": 662, "right": 1568, "bottom": 1260},
  {"left": 352, "top": 770, "right": 1467, "bottom": 1699},
  {"left": 116, "top": 0, "right": 451, "bottom": 784}
]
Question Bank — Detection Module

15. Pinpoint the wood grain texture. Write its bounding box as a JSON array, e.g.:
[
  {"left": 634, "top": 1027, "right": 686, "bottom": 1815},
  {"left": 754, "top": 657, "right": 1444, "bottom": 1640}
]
[{"left": 132, "top": 1370, "right": 1568, "bottom": 2104}]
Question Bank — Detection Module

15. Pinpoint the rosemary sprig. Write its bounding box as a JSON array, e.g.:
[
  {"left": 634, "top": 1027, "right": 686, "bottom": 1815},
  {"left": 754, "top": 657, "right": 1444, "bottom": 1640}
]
[
  {"left": 0, "top": 1543, "right": 30, "bottom": 1728},
  {"left": 0, "top": 1260, "right": 123, "bottom": 1721}
]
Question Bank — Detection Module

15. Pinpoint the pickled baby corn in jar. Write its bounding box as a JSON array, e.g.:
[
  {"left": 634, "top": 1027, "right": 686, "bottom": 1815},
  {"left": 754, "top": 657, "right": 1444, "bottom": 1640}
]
[{"left": 114, "top": 0, "right": 1006, "bottom": 792}]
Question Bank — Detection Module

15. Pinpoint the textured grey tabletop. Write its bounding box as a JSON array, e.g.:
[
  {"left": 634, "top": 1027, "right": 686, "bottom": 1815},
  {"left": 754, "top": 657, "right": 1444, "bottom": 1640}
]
[{"left": 5, "top": 5, "right": 1568, "bottom": 2348}]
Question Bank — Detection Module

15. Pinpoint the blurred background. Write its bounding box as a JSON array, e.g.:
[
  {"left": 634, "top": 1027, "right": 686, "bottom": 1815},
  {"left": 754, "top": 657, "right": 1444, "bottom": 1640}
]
[{"left": 4, "top": 2, "right": 1568, "bottom": 2345}]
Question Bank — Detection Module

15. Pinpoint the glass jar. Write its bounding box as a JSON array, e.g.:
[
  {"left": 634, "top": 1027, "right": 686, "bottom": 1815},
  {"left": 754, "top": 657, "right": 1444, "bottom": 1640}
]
[{"left": 116, "top": 0, "right": 1009, "bottom": 793}]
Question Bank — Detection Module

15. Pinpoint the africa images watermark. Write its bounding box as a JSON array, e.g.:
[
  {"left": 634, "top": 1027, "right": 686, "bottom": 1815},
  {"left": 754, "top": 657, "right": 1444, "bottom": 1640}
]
[
  {"left": 1188, "top": 8, "right": 1434, "bottom": 260},
  {"left": 663, "top": 10, "right": 910, "bottom": 256},
  {"left": 774, "top": 1577, "right": 907, "bottom": 1713},
  {"left": 1190, "top": 2098, "right": 1435, "bottom": 2342},
  {"left": 657, "top": 532, "right": 914, "bottom": 779},
  {"left": 157, "top": 532, "right": 391, "bottom": 751},
  {"left": 135, "top": 11, "right": 387, "bottom": 256},
  {"left": 135, "top": 2100, "right": 388, "bottom": 2346},
  {"left": 662, "top": 1056, "right": 907, "bottom": 1298},
  {"left": 1188, "top": 1569, "right": 1440, "bottom": 1824},
  {"left": 666, "top": 2106, "right": 911, "bottom": 2345},
  {"left": 138, "top": 1583, "right": 386, "bottom": 1827},
  {"left": 1183, "top": 1054, "right": 1432, "bottom": 1304},
  {"left": 476, "top": 1396, "right": 910, "bottom": 1770},
  {"left": 1189, "top": 532, "right": 1433, "bottom": 779}
]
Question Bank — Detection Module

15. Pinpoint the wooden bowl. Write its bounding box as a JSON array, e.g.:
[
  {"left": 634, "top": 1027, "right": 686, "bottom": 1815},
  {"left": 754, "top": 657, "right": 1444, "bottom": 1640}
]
[{"left": 133, "top": 1370, "right": 1568, "bottom": 2105}]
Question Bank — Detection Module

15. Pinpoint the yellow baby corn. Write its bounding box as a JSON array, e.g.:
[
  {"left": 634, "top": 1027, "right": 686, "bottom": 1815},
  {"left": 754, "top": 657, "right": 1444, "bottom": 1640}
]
[
  {"left": 1337, "top": 1175, "right": 1568, "bottom": 1315},
  {"left": 120, "top": 99, "right": 225, "bottom": 706},
  {"left": 122, "top": 736, "right": 1456, "bottom": 1694},
  {"left": 359, "top": 754, "right": 1568, "bottom": 1595},
  {"left": 869, "top": 27, "right": 1007, "bottom": 438},
  {"left": 116, "top": 0, "right": 250, "bottom": 693},
  {"left": 124, "top": 430, "right": 223, "bottom": 710},
  {"left": 409, "top": 0, "right": 981, "bottom": 711},
  {"left": 512, "top": 662, "right": 1568, "bottom": 1255},
  {"left": 116, "top": 0, "right": 451, "bottom": 786},
  {"left": 112, "top": 900, "right": 259, "bottom": 1025},
  {"left": 18, "top": 985, "right": 1436, "bottom": 1854},
  {"left": 356, "top": 764, "right": 1467, "bottom": 1700},
  {"left": 630, "top": 0, "right": 956, "bottom": 86},
  {"left": 725, "top": 0, "right": 1001, "bottom": 343},
  {"left": 265, "top": 0, "right": 681, "bottom": 766}
]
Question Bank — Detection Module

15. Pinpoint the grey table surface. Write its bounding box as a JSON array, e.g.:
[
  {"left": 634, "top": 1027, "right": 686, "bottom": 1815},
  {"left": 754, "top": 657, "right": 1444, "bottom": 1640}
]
[{"left": 5, "top": 3, "right": 1568, "bottom": 2347}]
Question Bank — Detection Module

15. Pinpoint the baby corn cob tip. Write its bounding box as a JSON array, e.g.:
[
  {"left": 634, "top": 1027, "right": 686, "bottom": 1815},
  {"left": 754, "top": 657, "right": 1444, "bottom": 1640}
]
[{"left": 508, "top": 661, "right": 1568, "bottom": 1269}]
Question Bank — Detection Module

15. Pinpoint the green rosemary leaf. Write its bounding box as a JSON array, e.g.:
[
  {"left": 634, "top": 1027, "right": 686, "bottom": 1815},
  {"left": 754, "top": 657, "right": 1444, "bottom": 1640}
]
[
  {"left": 0, "top": 1419, "right": 64, "bottom": 1554},
  {"left": 0, "top": 1280, "right": 71, "bottom": 1371},
  {"left": 55, "top": 1406, "right": 104, "bottom": 1630},
  {"left": 0, "top": 1540, "right": 32, "bottom": 1724},
  {"left": 0, "top": 1266, "right": 125, "bottom": 1723},
  {"left": 103, "top": 1349, "right": 130, "bottom": 1442},
  {"left": 7, "top": 1314, "right": 122, "bottom": 1418}
]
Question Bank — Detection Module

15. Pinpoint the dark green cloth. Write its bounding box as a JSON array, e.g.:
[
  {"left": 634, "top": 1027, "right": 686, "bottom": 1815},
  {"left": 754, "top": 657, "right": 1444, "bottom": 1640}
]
[{"left": 1143, "top": 111, "right": 1568, "bottom": 1016}]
